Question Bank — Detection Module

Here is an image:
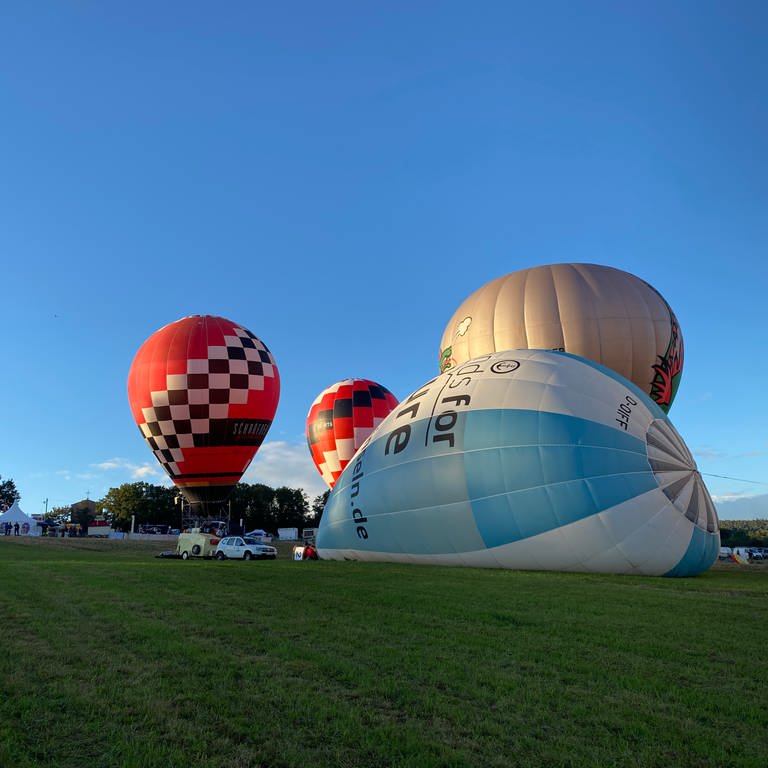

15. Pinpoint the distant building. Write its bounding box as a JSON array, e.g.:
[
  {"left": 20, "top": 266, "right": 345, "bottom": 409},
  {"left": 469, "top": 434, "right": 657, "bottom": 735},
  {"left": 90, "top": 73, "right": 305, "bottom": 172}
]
[
  {"left": 70, "top": 498, "right": 98, "bottom": 521},
  {"left": 69, "top": 499, "right": 111, "bottom": 535}
]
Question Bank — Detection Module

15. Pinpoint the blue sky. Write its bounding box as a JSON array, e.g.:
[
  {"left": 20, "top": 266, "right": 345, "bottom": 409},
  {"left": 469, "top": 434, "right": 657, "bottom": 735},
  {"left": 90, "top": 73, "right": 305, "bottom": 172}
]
[{"left": 1, "top": 1, "right": 766, "bottom": 520}]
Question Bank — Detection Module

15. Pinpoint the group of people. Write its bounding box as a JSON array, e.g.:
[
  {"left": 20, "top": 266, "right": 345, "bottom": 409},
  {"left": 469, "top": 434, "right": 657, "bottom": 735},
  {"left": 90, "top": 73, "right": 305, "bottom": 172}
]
[{"left": 3, "top": 521, "right": 20, "bottom": 536}]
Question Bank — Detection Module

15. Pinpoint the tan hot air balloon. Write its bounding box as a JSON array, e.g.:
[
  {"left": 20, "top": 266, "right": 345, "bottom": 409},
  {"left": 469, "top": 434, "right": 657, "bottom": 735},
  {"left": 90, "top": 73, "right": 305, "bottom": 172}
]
[{"left": 438, "top": 263, "right": 684, "bottom": 412}]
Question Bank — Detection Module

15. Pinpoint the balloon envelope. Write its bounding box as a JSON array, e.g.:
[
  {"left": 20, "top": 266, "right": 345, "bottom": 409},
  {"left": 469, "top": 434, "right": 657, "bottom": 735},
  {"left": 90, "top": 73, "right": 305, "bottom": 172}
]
[
  {"left": 127, "top": 315, "right": 280, "bottom": 508},
  {"left": 318, "top": 350, "right": 718, "bottom": 576},
  {"left": 306, "top": 378, "right": 399, "bottom": 488},
  {"left": 439, "top": 263, "right": 684, "bottom": 412}
]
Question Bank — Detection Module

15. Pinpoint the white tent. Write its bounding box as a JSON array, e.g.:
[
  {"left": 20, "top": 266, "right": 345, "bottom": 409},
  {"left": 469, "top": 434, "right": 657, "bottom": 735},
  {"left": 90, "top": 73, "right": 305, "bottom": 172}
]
[{"left": 0, "top": 500, "right": 41, "bottom": 536}]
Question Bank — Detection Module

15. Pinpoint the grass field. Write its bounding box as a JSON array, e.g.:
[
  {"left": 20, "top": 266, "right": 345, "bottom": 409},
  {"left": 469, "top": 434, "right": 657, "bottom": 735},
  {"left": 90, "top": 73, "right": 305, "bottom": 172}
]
[{"left": 0, "top": 536, "right": 765, "bottom": 768}]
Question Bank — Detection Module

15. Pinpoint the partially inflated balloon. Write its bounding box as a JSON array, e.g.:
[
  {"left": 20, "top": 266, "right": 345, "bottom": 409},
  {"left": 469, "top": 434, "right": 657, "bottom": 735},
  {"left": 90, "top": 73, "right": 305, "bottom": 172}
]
[
  {"left": 306, "top": 379, "right": 398, "bottom": 488},
  {"left": 439, "top": 263, "right": 684, "bottom": 412},
  {"left": 318, "top": 350, "right": 718, "bottom": 576},
  {"left": 127, "top": 315, "right": 280, "bottom": 510}
]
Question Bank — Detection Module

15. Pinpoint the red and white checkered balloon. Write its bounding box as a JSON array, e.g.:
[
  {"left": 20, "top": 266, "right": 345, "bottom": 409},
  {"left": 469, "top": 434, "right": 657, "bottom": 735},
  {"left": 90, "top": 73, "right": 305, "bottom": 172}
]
[
  {"left": 306, "top": 379, "right": 398, "bottom": 488},
  {"left": 127, "top": 315, "right": 280, "bottom": 508}
]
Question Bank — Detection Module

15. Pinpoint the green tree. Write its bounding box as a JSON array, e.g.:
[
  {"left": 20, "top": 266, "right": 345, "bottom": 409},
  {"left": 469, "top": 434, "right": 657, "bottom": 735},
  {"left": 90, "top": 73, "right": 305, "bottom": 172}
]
[
  {"left": 274, "top": 486, "right": 310, "bottom": 529},
  {"left": 100, "top": 482, "right": 178, "bottom": 532},
  {"left": 229, "top": 483, "right": 278, "bottom": 531},
  {"left": 49, "top": 506, "right": 71, "bottom": 525},
  {"left": 719, "top": 527, "right": 735, "bottom": 546},
  {"left": 308, "top": 490, "right": 330, "bottom": 526},
  {"left": 0, "top": 476, "right": 20, "bottom": 509},
  {"left": 719, "top": 519, "right": 768, "bottom": 547},
  {"left": 47, "top": 506, "right": 71, "bottom": 533}
]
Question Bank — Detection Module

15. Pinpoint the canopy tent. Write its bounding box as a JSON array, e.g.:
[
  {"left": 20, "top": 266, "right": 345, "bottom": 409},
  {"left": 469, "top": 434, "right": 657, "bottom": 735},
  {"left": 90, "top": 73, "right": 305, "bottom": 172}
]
[{"left": 0, "top": 501, "right": 41, "bottom": 536}]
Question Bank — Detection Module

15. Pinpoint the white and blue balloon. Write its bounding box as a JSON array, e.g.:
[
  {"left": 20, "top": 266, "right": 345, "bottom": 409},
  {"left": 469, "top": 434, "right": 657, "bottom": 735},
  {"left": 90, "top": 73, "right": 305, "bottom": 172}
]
[{"left": 317, "top": 350, "right": 719, "bottom": 576}]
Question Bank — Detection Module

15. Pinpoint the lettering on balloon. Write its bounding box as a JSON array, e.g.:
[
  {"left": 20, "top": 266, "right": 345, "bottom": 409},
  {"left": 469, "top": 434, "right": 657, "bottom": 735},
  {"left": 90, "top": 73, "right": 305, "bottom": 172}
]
[
  {"left": 489, "top": 359, "right": 520, "bottom": 374},
  {"left": 227, "top": 419, "right": 273, "bottom": 445},
  {"left": 430, "top": 394, "right": 471, "bottom": 447},
  {"left": 615, "top": 395, "right": 638, "bottom": 431},
  {"left": 384, "top": 379, "right": 436, "bottom": 455},
  {"left": 443, "top": 356, "right": 492, "bottom": 390},
  {"left": 384, "top": 425, "right": 411, "bottom": 455},
  {"left": 349, "top": 454, "right": 368, "bottom": 539},
  {"left": 423, "top": 362, "right": 487, "bottom": 447},
  {"left": 383, "top": 357, "right": 524, "bottom": 454}
]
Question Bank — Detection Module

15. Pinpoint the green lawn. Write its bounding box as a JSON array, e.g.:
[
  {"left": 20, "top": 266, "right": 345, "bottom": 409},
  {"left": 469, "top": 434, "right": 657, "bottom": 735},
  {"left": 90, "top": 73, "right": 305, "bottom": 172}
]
[{"left": 0, "top": 537, "right": 765, "bottom": 768}]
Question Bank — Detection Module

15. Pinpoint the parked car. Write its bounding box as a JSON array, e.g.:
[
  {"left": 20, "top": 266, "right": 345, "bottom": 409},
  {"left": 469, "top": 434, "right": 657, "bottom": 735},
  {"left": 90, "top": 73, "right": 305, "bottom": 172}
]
[
  {"left": 244, "top": 529, "right": 273, "bottom": 543},
  {"left": 215, "top": 536, "right": 277, "bottom": 561}
]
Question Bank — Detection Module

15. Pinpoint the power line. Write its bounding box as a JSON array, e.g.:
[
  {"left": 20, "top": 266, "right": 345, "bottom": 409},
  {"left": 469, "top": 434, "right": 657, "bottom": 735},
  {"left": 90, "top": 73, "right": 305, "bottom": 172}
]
[{"left": 701, "top": 472, "right": 767, "bottom": 486}]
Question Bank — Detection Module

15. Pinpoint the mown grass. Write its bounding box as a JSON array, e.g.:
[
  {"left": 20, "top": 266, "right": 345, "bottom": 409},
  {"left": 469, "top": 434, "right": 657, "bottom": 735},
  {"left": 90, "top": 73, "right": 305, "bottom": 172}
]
[{"left": 0, "top": 537, "right": 765, "bottom": 768}]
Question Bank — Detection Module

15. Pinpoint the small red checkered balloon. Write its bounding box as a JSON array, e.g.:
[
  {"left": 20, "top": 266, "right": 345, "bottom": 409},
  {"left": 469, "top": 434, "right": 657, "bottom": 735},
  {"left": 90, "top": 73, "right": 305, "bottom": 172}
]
[
  {"left": 306, "top": 378, "right": 399, "bottom": 488},
  {"left": 127, "top": 315, "right": 280, "bottom": 510}
]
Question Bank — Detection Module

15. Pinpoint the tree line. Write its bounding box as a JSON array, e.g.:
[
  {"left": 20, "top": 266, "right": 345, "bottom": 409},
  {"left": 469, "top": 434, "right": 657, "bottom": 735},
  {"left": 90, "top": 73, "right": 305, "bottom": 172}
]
[
  {"left": 719, "top": 519, "right": 768, "bottom": 548},
  {"left": 98, "top": 481, "right": 330, "bottom": 533},
  {"left": 0, "top": 474, "right": 329, "bottom": 534},
  {"left": 7, "top": 470, "right": 765, "bottom": 545}
]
